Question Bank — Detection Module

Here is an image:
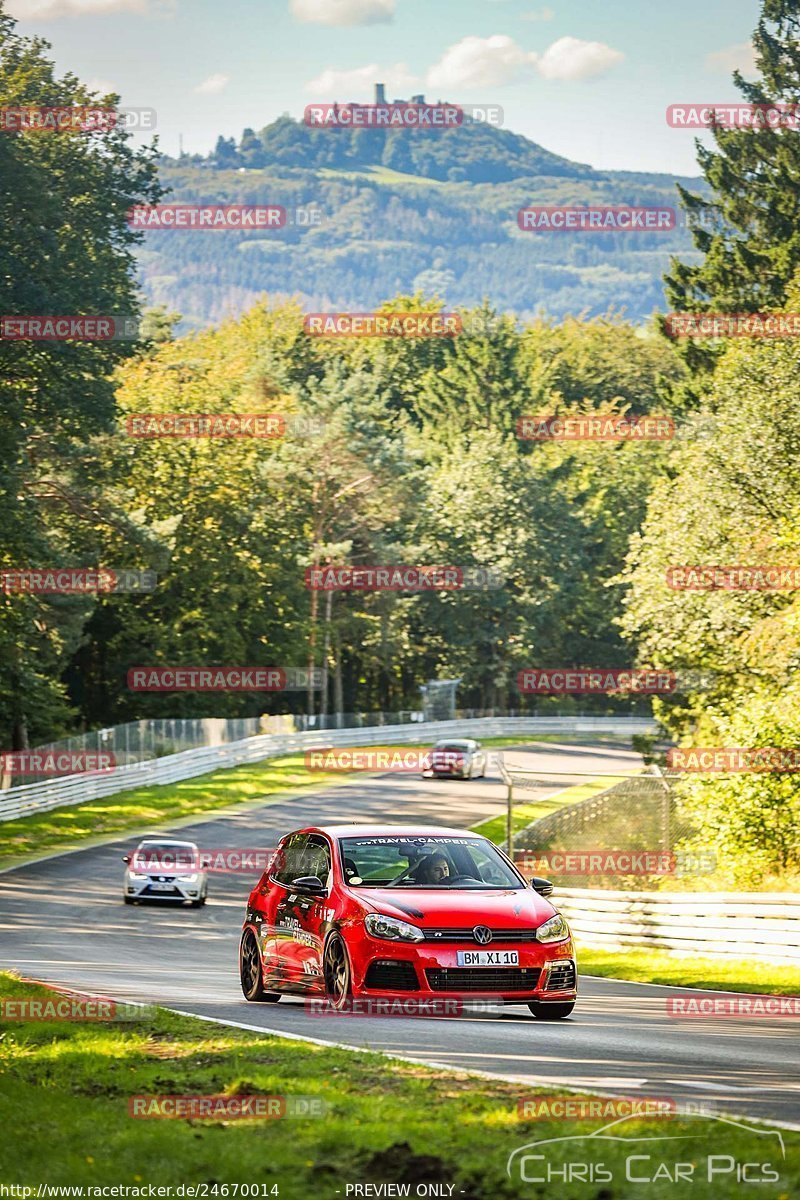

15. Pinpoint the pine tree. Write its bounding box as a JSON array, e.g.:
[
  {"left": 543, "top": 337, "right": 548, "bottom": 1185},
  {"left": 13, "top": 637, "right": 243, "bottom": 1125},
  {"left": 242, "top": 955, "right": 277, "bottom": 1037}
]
[{"left": 664, "top": 0, "right": 800, "bottom": 373}]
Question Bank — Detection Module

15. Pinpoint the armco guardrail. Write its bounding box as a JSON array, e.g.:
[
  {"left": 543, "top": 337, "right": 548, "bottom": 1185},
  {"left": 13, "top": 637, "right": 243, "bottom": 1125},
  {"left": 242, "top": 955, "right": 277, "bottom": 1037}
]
[
  {"left": 556, "top": 888, "right": 800, "bottom": 965},
  {"left": 0, "top": 716, "right": 656, "bottom": 822}
]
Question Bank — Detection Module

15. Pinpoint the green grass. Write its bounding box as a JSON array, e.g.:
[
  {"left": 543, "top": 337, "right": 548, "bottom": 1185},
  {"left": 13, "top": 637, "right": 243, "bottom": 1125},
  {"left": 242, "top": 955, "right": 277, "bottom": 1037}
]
[
  {"left": 470, "top": 775, "right": 620, "bottom": 845},
  {"left": 578, "top": 947, "right": 800, "bottom": 996},
  {"left": 0, "top": 973, "right": 795, "bottom": 1197}
]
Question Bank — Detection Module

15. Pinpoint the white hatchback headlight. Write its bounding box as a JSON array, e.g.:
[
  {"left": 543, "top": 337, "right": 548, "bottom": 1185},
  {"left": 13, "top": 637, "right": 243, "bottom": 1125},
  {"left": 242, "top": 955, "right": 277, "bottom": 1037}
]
[
  {"left": 365, "top": 913, "right": 424, "bottom": 943},
  {"left": 536, "top": 913, "right": 571, "bottom": 943}
]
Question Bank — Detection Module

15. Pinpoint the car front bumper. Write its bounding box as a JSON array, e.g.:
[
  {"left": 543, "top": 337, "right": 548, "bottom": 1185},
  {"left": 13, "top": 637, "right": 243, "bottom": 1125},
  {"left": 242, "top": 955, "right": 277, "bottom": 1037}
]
[
  {"left": 350, "top": 937, "right": 577, "bottom": 1003},
  {"left": 124, "top": 873, "right": 206, "bottom": 901}
]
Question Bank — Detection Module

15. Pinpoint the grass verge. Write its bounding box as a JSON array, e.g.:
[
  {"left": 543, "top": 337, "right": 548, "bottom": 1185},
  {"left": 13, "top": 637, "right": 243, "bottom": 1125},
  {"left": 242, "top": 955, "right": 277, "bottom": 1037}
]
[
  {"left": 578, "top": 946, "right": 800, "bottom": 996},
  {"left": 0, "top": 973, "right": 795, "bottom": 1197}
]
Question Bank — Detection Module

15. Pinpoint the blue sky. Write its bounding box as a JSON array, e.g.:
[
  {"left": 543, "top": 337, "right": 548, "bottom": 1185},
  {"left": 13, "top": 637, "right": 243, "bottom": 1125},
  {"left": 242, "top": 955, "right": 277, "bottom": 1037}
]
[{"left": 8, "top": 0, "right": 763, "bottom": 174}]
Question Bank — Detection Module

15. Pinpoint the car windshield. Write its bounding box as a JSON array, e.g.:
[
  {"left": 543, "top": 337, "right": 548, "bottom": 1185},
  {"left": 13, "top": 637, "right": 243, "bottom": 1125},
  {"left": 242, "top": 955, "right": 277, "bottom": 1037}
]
[
  {"left": 339, "top": 835, "right": 522, "bottom": 889},
  {"left": 133, "top": 843, "right": 197, "bottom": 871},
  {"left": 433, "top": 742, "right": 469, "bottom": 752}
]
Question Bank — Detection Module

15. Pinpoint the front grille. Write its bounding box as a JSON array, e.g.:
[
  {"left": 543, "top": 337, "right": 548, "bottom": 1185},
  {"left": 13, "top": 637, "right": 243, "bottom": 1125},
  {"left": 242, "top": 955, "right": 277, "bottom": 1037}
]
[
  {"left": 426, "top": 967, "right": 541, "bottom": 992},
  {"left": 422, "top": 927, "right": 539, "bottom": 943},
  {"left": 365, "top": 960, "right": 420, "bottom": 991},
  {"left": 545, "top": 960, "right": 576, "bottom": 991}
]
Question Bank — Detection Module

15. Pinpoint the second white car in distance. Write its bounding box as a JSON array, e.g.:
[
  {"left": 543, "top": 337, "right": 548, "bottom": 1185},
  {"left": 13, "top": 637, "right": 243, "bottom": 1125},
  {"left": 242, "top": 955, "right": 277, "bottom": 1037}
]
[{"left": 424, "top": 739, "right": 487, "bottom": 780}]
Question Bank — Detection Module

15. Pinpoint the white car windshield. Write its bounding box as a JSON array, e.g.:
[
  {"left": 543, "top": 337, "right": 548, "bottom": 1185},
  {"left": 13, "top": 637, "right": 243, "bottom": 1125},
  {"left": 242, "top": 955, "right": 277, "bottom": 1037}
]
[{"left": 133, "top": 844, "right": 198, "bottom": 871}]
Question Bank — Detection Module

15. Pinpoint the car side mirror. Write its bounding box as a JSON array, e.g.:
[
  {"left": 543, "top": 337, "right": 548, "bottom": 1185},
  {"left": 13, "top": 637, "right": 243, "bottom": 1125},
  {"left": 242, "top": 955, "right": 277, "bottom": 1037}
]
[
  {"left": 530, "top": 876, "right": 554, "bottom": 897},
  {"left": 122, "top": 855, "right": 130, "bottom": 864},
  {"left": 290, "top": 875, "right": 328, "bottom": 897}
]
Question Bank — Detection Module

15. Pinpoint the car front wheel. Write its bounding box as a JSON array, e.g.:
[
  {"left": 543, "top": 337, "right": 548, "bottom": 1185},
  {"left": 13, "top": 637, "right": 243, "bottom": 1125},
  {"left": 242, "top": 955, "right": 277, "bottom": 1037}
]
[
  {"left": 240, "top": 929, "right": 280, "bottom": 1002},
  {"left": 528, "top": 1001, "right": 575, "bottom": 1020},
  {"left": 323, "top": 933, "right": 352, "bottom": 1009}
]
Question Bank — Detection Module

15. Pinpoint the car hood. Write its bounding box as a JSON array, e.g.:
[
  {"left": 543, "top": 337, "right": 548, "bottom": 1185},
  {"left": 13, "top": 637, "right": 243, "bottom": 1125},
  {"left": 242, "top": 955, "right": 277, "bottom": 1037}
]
[{"left": 355, "top": 887, "right": 556, "bottom": 927}]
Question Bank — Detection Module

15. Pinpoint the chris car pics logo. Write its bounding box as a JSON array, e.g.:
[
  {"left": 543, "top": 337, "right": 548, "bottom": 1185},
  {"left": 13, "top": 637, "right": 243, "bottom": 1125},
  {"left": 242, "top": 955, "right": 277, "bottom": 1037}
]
[{"left": 507, "top": 1113, "right": 785, "bottom": 1186}]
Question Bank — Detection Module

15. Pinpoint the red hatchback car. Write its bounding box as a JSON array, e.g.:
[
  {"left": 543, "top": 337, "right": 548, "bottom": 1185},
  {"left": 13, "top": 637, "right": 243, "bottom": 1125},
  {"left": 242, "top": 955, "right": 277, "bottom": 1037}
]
[{"left": 239, "top": 824, "right": 577, "bottom": 1018}]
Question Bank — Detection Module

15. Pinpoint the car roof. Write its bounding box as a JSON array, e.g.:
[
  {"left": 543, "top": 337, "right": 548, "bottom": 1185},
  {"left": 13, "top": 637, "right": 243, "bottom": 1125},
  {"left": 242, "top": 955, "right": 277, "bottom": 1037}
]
[{"left": 310, "top": 824, "right": 486, "bottom": 838}]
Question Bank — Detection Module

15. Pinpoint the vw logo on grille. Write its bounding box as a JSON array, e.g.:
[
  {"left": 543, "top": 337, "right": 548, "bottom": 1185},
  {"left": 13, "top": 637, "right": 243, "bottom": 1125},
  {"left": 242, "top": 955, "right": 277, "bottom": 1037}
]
[{"left": 473, "top": 925, "right": 493, "bottom": 945}]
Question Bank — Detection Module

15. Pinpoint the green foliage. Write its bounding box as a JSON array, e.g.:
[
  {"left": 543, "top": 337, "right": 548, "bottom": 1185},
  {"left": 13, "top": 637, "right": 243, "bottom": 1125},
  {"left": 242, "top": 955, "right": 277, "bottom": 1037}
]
[
  {"left": 621, "top": 274, "right": 800, "bottom": 879},
  {"left": 664, "top": 3, "right": 800, "bottom": 373},
  {"left": 0, "top": 11, "right": 162, "bottom": 749}
]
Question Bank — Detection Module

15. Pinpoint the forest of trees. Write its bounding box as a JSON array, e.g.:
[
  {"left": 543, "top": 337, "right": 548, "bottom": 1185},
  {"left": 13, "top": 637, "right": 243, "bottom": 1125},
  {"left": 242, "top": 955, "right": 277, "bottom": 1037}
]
[{"left": 2, "top": 0, "right": 800, "bottom": 881}]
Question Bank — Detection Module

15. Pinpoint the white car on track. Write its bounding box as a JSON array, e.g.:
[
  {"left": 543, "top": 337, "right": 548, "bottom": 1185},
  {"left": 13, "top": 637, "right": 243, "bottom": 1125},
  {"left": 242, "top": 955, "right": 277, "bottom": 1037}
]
[{"left": 122, "top": 837, "right": 208, "bottom": 907}]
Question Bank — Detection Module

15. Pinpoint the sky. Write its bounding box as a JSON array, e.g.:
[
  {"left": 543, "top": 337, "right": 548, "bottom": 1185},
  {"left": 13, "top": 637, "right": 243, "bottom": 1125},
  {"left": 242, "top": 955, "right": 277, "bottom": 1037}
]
[{"left": 6, "top": 0, "right": 764, "bottom": 174}]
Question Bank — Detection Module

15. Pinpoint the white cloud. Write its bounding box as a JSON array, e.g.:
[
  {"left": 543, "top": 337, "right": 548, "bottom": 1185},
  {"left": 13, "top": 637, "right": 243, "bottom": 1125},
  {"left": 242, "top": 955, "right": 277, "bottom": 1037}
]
[
  {"left": 8, "top": 0, "right": 147, "bottom": 16},
  {"left": 194, "top": 73, "right": 230, "bottom": 96},
  {"left": 537, "top": 35, "right": 624, "bottom": 81},
  {"left": 290, "top": 0, "right": 394, "bottom": 25},
  {"left": 706, "top": 42, "right": 757, "bottom": 75},
  {"left": 427, "top": 35, "right": 538, "bottom": 91},
  {"left": 521, "top": 5, "right": 554, "bottom": 19},
  {"left": 305, "top": 62, "right": 418, "bottom": 97},
  {"left": 84, "top": 77, "right": 117, "bottom": 93}
]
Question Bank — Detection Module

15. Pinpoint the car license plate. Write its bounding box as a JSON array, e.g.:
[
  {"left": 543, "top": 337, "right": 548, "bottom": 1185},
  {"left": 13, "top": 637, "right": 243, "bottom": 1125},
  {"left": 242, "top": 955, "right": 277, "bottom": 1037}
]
[
  {"left": 150, "top": 881, "right": 176, "bottom": 891},
  {"left": 456, "top": 950, "right": 519, "bottom": 966}
]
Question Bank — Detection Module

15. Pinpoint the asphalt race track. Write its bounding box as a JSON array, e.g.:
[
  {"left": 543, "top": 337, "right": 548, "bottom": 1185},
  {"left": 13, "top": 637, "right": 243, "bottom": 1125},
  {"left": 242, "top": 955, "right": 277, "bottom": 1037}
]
[{"left": 1, "top": 741, "right": 798, "bottom": 1128}]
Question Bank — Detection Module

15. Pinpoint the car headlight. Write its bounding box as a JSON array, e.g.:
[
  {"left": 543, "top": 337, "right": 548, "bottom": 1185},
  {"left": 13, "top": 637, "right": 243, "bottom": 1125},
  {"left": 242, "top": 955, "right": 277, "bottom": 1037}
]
[
  {"left": 127, "top": 871, "right": 148, "bottom": 880},
  {"left": 365, "top": 913, "right": 424, "bottom": 942},
  {"left": 177, "top": 874, "right": 198, "bottom": 882},
  {"left": 536, "top": 913, "right": 571, "bottom": 943}
]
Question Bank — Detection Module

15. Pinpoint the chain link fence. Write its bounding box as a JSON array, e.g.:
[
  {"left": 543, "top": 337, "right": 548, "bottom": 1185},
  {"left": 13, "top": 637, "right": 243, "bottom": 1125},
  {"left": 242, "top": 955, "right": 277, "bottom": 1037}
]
[{"left": 497, "top": 755, "right": 712, "bottom": 890}]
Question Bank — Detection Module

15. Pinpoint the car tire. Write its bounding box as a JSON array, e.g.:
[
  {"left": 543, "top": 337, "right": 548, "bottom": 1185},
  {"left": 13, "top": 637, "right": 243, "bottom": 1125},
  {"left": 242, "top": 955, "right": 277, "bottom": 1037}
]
[
  {"left": 123, "top": 896, "right": 135, "bottom": 905},
  {"left": 323, "top": 932, "right": 352, "bottom": 1010},
  {"left": 240, "top": 929, "right": 280, "bottom": 1002},
  {"left": 190, "top": 895, "right": 206, "bottom": 908},
  {"left": 527, "top": 1001, "right": 575, "bottom": 1020}
]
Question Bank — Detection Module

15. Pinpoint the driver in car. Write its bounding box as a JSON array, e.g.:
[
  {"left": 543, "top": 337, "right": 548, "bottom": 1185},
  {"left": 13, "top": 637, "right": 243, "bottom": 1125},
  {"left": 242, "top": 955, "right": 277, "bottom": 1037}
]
[{"left": 414, "top": 852, "right": 451, "bottom": 884}]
